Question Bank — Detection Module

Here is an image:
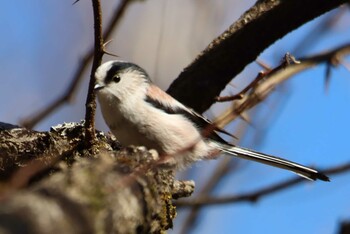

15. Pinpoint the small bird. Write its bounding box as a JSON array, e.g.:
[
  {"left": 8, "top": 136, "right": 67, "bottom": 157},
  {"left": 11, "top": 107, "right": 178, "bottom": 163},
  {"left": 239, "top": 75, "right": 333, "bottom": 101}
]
[{"left": 94, "top": 60, "right": 329, "bottom": 181}]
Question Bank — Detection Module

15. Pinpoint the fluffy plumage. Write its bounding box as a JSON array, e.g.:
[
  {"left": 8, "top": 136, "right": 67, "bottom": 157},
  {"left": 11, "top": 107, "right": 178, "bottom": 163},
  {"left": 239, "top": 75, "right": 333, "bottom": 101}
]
[{"left": 94, "top": 60, "right": 329, "bottom": 181}]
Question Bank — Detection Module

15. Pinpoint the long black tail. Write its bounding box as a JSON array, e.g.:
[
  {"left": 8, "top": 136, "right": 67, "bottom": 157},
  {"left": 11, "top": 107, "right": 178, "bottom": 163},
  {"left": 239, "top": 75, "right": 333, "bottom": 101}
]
[{"left": 216, "top": 143, "right": 329, "bottom": 181}]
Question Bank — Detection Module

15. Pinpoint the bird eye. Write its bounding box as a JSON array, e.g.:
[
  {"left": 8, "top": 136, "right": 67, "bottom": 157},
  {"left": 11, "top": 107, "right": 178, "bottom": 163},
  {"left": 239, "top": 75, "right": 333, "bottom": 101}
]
[{"left": 112, "top": 74, "right": 121, "bottom": 83}]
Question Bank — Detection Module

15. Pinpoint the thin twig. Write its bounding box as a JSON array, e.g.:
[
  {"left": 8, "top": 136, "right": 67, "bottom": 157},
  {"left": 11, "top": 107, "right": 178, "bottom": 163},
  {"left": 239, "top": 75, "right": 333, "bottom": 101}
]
[
  {"left": 179, "top": 158, "right": 238, "bottom": 233},
  {"left": 214, "top": 44, "right": 350, "bottom": 128},
  {"left": 176, "top": 162, "right": 350, "bottom": 207},
  {"left": 84, "top": 0, "right": 104, "bottom": 146},
  {"left": 216, "top": 53, "right": 300, "bottom": 102},
  {"left": 21, "top": 0, "right": 133, "bottom": 129},
  {"left": 179, "top": 122, "right": 250, "bottom": 233},
  {"left": 215, "top": 71, "right": 266, "bottom": 102}
]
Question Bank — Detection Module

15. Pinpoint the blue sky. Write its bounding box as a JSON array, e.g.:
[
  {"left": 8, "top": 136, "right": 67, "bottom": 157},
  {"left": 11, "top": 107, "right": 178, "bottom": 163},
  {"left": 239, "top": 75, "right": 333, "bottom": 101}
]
[
  {"left": 173, "top": 6, "right": 350, "bottom": 234},
  {"left": 1, "top": 1, "right": 349, "bottom": 234}
]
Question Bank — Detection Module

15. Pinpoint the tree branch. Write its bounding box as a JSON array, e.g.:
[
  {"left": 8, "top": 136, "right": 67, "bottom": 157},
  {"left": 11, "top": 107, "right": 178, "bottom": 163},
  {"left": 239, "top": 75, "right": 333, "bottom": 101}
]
[
  {"left": 167, "top": 0, "right": 348, "bottom": 113},
  {"left": 0, "top": 122, "right": 74, "bottom": 181},
  {"left": 176, "top": 162, "right": 350, "bottom": 207},
  {"left": 21, "top": 0, "right": 134, "bottom": 129},
  {"left": 214, "top": 43, "right": 350, "bottom": 128},
  {"left": 179, "top": 158, "right": 238, "bottom": 234},
  {"left": 83, "top": 0, "right": 104, "bottom": 146},
  {"left": 0, "top": 151, "right": 177, "bottom": 233},
  {"left": 0, "top": 122, "right": 192, "bottom": 233}
]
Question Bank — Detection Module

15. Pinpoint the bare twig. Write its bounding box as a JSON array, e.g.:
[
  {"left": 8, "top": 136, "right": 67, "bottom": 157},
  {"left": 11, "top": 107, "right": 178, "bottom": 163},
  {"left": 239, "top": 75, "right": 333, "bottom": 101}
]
[
  {"left": 83, "top": 0, "right": 104, "bottom": 146},
  {"left": 179, "top": 121, "right": 251, "bottom": 233},
  {"left": 176, "top": 162, "right": 350, "bottom": 207},
  {"left": 21, "top": 0, "right": 133, "bottom": 129},
  {"left": 215, "top": 53, "right": 299, "bottom": 103},
  {"left": 214, "top": 44, "right": 350, "bottom": 127},
  {"left": 256, "top": 59, "right": 272, "bottom": 71},
  {"left": 215, "top": 71, "right": 266, "bottom": 102},
  {"left": 179, "top": 158, "right": 238, "bottom": 233}
]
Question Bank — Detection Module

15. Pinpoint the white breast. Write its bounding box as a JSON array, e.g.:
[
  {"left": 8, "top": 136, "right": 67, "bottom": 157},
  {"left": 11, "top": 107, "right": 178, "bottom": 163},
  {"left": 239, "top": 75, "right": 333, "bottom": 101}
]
[{"left": 97, "top": 89, "right": 214, "bottom": 168}]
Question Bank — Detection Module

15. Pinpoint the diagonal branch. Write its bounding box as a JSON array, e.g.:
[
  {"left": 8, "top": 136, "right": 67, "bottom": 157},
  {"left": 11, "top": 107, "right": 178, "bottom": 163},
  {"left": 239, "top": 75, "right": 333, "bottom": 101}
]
[
  {"left": 214, "top": 43, "right": 350, "bottom": 127},
  {"left": 179, "top": 123, "right": 251, "bottom": 233},
  {"left": 176, "top": 162, "right": 350, "bottom": 207},
  {"left": 179, "top": 158, "right": 238, "bottom": 234},
  {"left": 167, "top": 0, "right": 348, "bottom": 113},
  {"left": 21, "top": 0, "right": 134, "bottom": 129}
]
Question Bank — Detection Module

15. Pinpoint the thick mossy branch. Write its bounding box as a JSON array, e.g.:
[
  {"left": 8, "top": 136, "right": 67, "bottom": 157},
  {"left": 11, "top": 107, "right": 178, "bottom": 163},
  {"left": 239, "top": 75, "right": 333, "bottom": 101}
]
[
  {"left": 0, "top": 122, "right": 193, "bottom": 233},
  {"left": 0, "top": 122, "right": 71, "bottom": 180}
]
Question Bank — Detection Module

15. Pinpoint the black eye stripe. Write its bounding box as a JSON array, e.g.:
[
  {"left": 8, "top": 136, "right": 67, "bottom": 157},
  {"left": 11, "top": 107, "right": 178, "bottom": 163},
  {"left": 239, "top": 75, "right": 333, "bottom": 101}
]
[
  {"left": 104, "top": 61, "right": 151, "bottom": 84},
  {"left": 105, "top": 65, "right": 123, "bottom": 84}
]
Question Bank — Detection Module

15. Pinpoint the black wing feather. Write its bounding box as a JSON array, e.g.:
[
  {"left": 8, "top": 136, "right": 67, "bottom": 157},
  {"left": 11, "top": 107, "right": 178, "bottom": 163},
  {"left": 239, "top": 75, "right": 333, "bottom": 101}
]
[{"left": 145, "top": 95, "right": 234, "bottom": 144}]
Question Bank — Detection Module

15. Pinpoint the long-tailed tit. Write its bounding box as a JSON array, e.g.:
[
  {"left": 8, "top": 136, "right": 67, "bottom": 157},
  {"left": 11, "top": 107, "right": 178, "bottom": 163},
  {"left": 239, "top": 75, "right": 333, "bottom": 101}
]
[{"left": 94, "top": 60, "right": 329, "bottom": 181}]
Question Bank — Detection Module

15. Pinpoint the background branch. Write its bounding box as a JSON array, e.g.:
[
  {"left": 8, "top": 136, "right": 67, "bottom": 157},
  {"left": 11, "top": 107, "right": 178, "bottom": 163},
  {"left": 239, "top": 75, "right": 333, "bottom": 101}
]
[
  {"left": 179, "top": 123, "right": 251, "bottom": 233},
  {"left": 167, "top": 0, "right": 348, "bottom": 113},
  {"left": 214, "top": 43, "right": 350, "bottom": 127},
  {"left": 176, "top": 162, "right": 350, "bottom": 207},
  {"left": 179, "top": 158, "right": 238, "bottom": 234},
  {"left": 21, "top": 0, "right": 133, "bottom": 129}
]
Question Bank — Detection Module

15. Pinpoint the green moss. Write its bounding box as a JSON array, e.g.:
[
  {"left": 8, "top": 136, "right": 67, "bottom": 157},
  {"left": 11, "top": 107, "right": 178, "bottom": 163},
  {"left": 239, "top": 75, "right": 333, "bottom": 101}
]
[{"left": 160, "top": 192, "right": 176, "bottom": 230}]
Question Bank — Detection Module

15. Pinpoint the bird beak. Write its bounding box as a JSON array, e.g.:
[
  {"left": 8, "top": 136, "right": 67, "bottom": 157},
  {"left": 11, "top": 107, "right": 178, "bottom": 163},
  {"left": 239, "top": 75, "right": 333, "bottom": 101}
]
[{"left": 94, "top": 83, "right": 105, "bottom": 91}]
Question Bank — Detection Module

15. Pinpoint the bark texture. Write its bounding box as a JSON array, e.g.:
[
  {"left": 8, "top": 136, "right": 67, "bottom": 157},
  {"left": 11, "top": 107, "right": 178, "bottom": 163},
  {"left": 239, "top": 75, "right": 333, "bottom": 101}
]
[{"left": 0, "top": 122, "right": 194, "bottom": 233}]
